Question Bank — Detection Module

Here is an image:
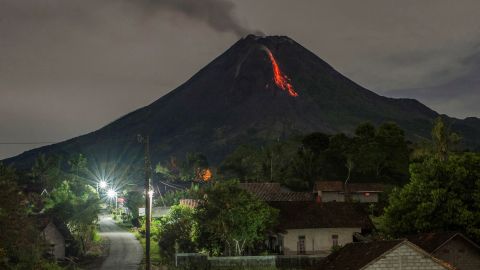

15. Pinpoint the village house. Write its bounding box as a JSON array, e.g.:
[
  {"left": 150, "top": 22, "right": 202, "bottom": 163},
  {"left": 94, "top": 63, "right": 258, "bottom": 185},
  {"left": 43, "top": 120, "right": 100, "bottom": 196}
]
[
  {"left": 407, "top": 232, "right": 480, "bottom": 270},
  {"left": 268, "top": 201, "right": 374, "bottom": 256},
  {"left": 319, "top": 240, "right": 455, "bottom": 270},
  {"left": 238, "top": 182, "right": 313, "bottom": 202},
  {"left": 314, "top": 181, "right": 384, "bottom": 203},
  {"left": 38, "top": 217, "right": 71, "bottom": 260}
]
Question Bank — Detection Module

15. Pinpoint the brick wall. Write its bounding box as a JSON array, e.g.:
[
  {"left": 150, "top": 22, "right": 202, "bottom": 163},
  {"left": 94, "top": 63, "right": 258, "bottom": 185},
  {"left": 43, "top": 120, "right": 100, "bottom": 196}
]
[{"left": 365, "top": 243, "right": 448, "bottom": 270}]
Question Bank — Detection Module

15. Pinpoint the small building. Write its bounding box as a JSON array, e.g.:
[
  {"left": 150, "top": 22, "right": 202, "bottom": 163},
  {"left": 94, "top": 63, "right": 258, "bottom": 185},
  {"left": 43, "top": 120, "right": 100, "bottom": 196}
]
[
  {"left": 38, "top": 218, "right": 70, "bottom": 260},
  {"left": 238, "top": 182, "right": 313, "bottom": 202},
  {"left": 319, "top": 240, "right": 455, "bottom": 270},
  {"left": 314, "top": 181, "right": 384, "bottom": 203},
  {"left": 268, "top": 201, "right": 374, "bottom": 255},
  {"left": 407, "top": 232, "right": 480, "bottom": 270}
]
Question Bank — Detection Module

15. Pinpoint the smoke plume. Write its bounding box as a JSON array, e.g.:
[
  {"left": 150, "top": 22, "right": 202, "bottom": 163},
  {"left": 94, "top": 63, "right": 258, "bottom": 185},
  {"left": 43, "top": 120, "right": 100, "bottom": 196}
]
[{"left": 142, "top": 0, "right": 259, "bottom": 37}]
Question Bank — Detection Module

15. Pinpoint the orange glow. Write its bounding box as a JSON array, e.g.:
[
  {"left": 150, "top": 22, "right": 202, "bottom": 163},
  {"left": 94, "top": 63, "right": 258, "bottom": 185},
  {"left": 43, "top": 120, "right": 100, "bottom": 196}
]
[
  {"left": 265, "top": 49, "right": 299, "bottom": 97},
  {"left": 200, "top": 168, "right": 212, "bottom": 181}
]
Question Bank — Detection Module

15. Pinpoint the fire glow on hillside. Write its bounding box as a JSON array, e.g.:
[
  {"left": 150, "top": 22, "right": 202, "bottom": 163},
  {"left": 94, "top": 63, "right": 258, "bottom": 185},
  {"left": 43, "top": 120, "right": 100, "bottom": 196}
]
[{"left": 265, "top": 48, "right": 299, "bottom": 97}]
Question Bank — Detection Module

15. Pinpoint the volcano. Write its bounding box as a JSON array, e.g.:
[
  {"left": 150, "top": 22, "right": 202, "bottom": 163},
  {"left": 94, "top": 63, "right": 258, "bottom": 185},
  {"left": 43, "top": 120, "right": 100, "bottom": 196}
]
[{"left": 4, "top": 35, "right": 480, "bottom": 170}]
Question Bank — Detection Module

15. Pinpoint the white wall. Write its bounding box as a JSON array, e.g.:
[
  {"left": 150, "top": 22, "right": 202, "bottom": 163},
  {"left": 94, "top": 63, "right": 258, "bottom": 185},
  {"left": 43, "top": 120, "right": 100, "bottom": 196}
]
[
  {"left": 351, "top": 193, "right": 379, "bottom": 203},
  {"left": 281, "top": 228, "right": 361, "bottom": 255},
  {"left": 320, "top": 191, "right": 345, "bottom": 202}
]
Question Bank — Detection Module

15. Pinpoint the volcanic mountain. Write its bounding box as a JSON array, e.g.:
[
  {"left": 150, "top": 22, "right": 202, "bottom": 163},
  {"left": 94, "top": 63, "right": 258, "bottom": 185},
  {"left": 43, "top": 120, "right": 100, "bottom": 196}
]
[{"left": 4, "top": 35, "right": 480, "bottom": 170}]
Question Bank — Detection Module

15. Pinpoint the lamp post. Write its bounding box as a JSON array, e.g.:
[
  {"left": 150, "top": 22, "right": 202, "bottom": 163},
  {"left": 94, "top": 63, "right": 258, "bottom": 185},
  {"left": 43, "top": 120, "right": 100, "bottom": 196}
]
[
  {"left": 138, "top": 134, "right": 152, "bottom": 270},
  {"left": 107, "top": 189, "right": 117, "bottom": 210}
]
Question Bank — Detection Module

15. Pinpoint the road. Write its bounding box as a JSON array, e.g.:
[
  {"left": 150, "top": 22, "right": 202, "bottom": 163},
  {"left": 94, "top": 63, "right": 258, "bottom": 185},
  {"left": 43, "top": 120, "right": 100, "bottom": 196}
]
[{"left": 97, "top": 215, "right": 143, "bottom": 270}]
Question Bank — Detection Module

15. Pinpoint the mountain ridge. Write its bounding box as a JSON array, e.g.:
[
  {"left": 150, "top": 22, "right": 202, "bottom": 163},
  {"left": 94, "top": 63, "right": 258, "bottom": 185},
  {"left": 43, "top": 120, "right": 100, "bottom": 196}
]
[{"left": 4, "top": 35, "right": 480, "bottom": 170}]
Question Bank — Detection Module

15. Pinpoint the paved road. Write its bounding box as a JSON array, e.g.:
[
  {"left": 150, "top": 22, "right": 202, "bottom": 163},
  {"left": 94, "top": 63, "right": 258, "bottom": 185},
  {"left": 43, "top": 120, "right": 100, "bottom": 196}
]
[{"left": 98, "top": 215, "right": 143, "bottom": 270}]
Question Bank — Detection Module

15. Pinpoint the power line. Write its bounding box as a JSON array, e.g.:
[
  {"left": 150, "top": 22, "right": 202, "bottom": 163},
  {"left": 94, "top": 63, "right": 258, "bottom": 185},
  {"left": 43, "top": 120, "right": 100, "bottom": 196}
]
[{"left": 0, "top": 142, "right": 56, "bottom": 145}]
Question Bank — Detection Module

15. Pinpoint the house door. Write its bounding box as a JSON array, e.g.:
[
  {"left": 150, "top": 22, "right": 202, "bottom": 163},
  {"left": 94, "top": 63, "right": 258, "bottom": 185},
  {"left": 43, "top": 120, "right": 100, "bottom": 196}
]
[
  {"left": 298, "top": 236, "right": 306, "bottom": 254},
  {"left": 332, "top": 234, "right": 339, "bottom": 247}
]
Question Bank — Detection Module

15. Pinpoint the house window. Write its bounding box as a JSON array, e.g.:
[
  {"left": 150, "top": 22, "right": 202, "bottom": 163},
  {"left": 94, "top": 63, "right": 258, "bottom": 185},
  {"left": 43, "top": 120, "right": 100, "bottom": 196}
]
[
  {"left": 298, "top": 236, "right": 306, "bottom": 254},
  {"left": 332, "top": 235, "right": 339, "bottom": 247}
]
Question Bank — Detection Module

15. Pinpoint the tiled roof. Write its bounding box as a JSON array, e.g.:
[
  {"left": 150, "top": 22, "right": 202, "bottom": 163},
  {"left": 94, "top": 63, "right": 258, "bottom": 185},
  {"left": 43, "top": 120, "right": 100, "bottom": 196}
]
[
  {"left": 314, "top": 181, "right": 344, "bottom": 192},
  {"left": 319, "top": 240, "right": 456, "bottom": 270},
  {"left": 348, "top": 183, "right": 385, "bottom": 192},
  {"left": 179, "top": 199, "right": 200, "bottom": 208},
  {"left": 407, "top": 232, "right": 479, "bottom": 253},
  {"left": 269, "top": 201, "right": 374, "bottom": 230},
  {"left": 319, "top": 240, "right": 403, "bottom": 270},
  {"left": 239, "top": 182, "right": 312, "bottom": 201},
  {"left": 314, "top": 181, "right": 384, "bottom": 192}
]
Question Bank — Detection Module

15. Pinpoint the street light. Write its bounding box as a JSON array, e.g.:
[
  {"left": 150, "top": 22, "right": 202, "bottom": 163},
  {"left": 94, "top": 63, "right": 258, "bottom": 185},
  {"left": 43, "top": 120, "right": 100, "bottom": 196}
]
[
  {"left": 107, "top": 189, "right": 117, "bottom": 209},
  {"left": 97, "top": 179, "right": 108, "bottom": 193},
  {"left": 99, "top": 180, "right": 107, "bottom": 189}
]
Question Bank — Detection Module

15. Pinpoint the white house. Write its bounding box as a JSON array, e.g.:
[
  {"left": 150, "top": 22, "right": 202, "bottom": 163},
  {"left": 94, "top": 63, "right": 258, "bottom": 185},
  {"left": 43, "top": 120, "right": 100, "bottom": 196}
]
[{"left": 268, "top": 201, "right": 374, "bottom": 255}]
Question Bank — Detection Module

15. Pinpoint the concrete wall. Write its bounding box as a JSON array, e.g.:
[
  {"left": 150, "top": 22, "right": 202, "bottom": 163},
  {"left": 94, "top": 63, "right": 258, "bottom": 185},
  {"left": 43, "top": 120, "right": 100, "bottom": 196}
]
[
  {"left": 431, "top": 235, "right": 480, "bottom": 270},
  {"left": 176, "top": 254, "right": 325, "bottom": 269},
  {"left": 319, "top": 191, "right": 380, "bottom": 203},
  {"left": 364, "top": 243, "right": 448, "bottom": 270},
  {"left": 43, "top": 222, "right": 65, "bottom": 260},
  {"left": 282, "top": 228, "right": 360, "bottom": 255}
]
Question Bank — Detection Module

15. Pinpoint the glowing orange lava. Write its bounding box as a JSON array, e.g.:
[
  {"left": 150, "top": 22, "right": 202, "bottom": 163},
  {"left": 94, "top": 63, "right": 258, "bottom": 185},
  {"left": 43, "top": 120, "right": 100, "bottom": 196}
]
[
  {"left": 265, "top": 49, "right": 299, "bottom": 97},
  {"left": 199, "top": 168, "right": 212, "bottom": 181}
]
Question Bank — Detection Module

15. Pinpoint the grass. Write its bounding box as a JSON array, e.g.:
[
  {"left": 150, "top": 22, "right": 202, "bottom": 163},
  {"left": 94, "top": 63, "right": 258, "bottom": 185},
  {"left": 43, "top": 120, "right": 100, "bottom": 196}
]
[{"left": 133, "top": 231, "right": 166, "bottom": 270}]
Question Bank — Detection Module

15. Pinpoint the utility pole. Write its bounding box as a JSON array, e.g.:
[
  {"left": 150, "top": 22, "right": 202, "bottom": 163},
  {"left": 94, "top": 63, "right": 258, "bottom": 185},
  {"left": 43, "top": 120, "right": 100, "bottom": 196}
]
[{"left": 138, "top": 134, "right": 152, "bottom": 270}]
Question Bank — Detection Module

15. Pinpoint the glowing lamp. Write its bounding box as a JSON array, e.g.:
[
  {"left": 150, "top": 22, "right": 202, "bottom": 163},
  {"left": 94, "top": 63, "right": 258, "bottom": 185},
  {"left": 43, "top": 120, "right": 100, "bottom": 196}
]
[
  {"left": 99, "top": 180, "right": 107, "bottom": 189},
  {"left": 107, "top": 189, "right": 117, "bottom": 198}
]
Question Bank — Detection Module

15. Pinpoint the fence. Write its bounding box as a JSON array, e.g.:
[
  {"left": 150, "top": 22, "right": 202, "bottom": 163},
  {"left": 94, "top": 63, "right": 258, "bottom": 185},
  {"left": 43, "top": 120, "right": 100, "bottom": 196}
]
[{"left": 175, "top": 253, "right": 326, "bottom": 269}]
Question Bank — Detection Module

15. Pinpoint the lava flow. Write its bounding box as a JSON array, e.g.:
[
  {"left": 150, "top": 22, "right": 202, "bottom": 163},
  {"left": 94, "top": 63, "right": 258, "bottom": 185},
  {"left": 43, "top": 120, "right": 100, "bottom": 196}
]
[{"left": 265, "top": 48, "right": 299, "bottom": 97}]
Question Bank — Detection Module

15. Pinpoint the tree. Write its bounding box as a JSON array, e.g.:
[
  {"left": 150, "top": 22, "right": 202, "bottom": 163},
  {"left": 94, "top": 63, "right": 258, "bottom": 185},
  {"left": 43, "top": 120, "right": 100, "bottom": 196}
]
[
  {"left": 195, "top": 181, "right": 278, "bottom": 256},
  {"left": 30, "top": 154, "right": 62, "bottom": 192},
  {"left": 156, "top": 205, "right": 198, "bottom": 262},
  {"left": 43, "top": 155, "right": 100, "bottom": 255},
  {"left": 0, "top": 164, "right": 45, "bottom": 268},
  {"left": 125, "top": 191, "right": 143, "bottom": 218},
  {"left": 380, "top": 153, "right": 480, "bottom": 242},
  {"left": 431, "top": 117, "right": 460, "bottom": 162}
]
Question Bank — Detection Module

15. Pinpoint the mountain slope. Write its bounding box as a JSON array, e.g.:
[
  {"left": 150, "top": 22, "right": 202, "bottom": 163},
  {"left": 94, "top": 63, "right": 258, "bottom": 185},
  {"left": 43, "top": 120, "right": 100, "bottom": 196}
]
[{"left": 4, "top": 35, "right": 480, "bottom": 169}]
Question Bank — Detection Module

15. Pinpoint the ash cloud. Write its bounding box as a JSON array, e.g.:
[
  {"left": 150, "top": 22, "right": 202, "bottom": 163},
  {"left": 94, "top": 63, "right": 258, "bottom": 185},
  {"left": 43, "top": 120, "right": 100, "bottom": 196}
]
[{"left": 140, "top": 0, "right": 259, "bottom": 37}]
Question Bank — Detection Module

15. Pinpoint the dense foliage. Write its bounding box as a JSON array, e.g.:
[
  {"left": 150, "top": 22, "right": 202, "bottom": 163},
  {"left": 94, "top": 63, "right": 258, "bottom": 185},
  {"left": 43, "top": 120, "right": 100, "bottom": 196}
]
[
  {"left": 219, "top": 122, "right": 410, "bottom": 190},
  {"left": 0, "top": 165, "right": 46, "bottom": 269},
  {"left": 379, "top": 117, "right": 480, "bottom": 242},
  {"left": 195, "top": 181, "right": 279, "bottom": 256},
  {"left": 156, "top": 205, "right": 198, "bottom": 262},
  {"left": 380, "top": 153, "right": 480, "bottom": 242},
  {"left": 0, "top": 154, "right": 101, "bottom": 268},
  {"left": 152, "top": 181, "right": 278, "bottom": 262}
]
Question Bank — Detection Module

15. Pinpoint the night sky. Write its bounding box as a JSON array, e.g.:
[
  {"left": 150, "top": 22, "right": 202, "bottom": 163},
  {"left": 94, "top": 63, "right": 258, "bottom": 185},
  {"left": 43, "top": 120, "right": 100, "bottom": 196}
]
[{"left": 1, "top": 0, "right": 480, "bottom": 159}]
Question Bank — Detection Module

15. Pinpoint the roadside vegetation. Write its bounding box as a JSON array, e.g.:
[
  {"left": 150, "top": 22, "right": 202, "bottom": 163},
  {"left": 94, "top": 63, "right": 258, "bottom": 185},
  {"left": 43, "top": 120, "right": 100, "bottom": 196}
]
[{"left": 0, "top": 154, "right": 103, "bottom": 269}]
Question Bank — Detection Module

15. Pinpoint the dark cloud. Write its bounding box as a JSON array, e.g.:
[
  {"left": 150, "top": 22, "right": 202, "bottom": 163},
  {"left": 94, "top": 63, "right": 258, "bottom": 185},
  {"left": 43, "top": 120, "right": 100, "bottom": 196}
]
[
  {"left": 138, "top": 0, "right": 260, "bottom": 37},
  {"left": 388, "top": 50, "right": 480, "bottom": 118},
  {"left": 1, "top": 0, "right": 479, "bottom": 159}
]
